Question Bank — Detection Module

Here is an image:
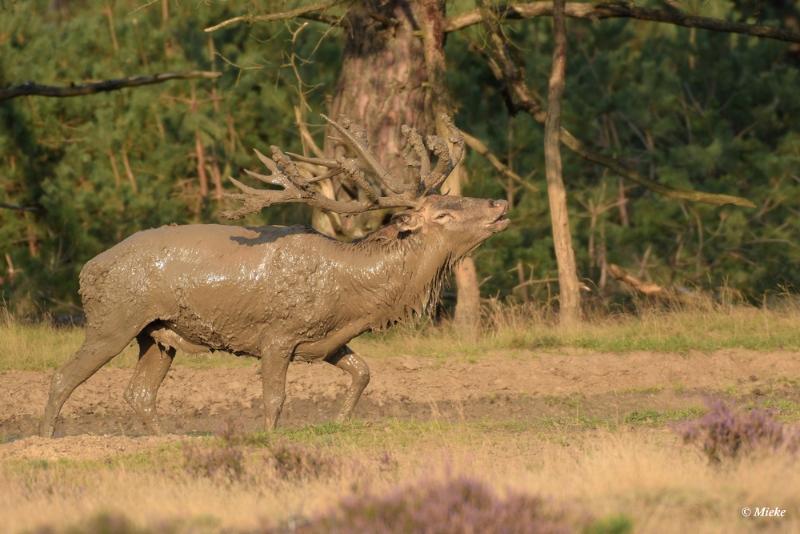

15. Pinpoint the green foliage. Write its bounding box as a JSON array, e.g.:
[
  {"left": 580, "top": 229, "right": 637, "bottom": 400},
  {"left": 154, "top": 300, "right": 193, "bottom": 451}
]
[
  {"left": 0, "top": 1, "right": 336, "bottom": 315},
  {"left": 448, "top": 1, "right": 800, "bottom": 303},
  {"left": 1, "top": 1, "right": 799, "bottom": 315}
]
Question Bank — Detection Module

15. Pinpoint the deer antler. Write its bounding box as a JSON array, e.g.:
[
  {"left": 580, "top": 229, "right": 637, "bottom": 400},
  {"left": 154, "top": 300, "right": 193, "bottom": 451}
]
[
  {"left": 224, "top": 114, "right": 465, "bottom": 219},
  {"left": 223, "top": 146, "right": 416, "bottom": 220},
  {"left": 402, "top": 113, "right": 465, "bottom": 194}
]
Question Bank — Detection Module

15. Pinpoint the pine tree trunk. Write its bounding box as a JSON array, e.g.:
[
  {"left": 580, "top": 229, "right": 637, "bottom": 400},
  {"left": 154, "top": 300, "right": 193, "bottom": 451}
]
[
  {"left": 544, "top": 0, "right": 581, "bottom": 326},
  {"left": 316, "top": 0, "right": 482, "bottom": 325}
]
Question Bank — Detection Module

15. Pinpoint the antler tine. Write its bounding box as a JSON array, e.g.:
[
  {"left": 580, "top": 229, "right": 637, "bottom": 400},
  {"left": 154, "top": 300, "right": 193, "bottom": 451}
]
[
  {"left": 253, "top": 148, "right": 280, "bottom": 175},
  {"left": 300, "top": 166, "right": 344, "bottom": 184},
  {"left": 340, "top": 157, "right": 380, "bottom": 202},
  {"left": 321, "top": 113, "right": 405, "bottom": 195},
  {"left": 230, "top": 148, "right": 288, "bottom": 189},
  {"left": 223, "top": 173, "right": 297, "bottom": 220},
  {"left": 401, "top": 124, "right": 430, "bottom": 186},
  {"left": 443, "top": 113, "right": 465, "bottom": 168},
  {"left": 423, "top": 135, "right": 453, "bottom": 192},
  {"left": 270, "top": 146, "right": 307, "bottom": 187},
  {"left": 285, "top": 151, "right": 340, "bottom": 169},
  {"left": 422, "top": 114, "right": 465, "bottom": 193}
]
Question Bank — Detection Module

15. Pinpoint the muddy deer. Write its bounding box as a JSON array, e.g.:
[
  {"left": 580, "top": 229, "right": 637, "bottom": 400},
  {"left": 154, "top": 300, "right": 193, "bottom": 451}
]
[{"left": 40, "top": 114, "right": 509, "bottom": 437}]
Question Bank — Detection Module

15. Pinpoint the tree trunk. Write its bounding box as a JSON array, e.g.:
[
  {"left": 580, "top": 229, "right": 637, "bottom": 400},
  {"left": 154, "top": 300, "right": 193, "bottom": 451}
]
[
  {"left": 316, "top": 0, "right": 482, "bottom": 326},
  {"left": 444, "top": 164, "right": 482, "bottom": 329},
  {"left": 416, "top": 0, "right": 482, "bottom": 329},
  {"left": 544, "top": 0, "right": 581, "bottom": 326}
]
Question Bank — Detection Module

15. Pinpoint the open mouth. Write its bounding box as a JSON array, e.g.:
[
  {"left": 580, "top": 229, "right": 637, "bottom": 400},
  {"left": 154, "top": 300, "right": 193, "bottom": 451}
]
[
  {"left": 489, "top": 217, "right": 511, "bottom": 231},
  {"left": 488, "top": 209, "right": 510, "bottom": 231}
]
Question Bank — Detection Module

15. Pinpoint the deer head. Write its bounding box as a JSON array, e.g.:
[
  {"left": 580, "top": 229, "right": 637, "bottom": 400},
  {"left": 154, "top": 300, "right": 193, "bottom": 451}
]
[{"left": 223, "top": 113, "right": 509, "bottom": 255}]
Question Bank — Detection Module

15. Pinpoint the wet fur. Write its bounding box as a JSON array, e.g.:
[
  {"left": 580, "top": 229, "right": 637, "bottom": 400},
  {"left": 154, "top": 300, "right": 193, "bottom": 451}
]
[{"left": 41, "top": 195, "right": 508, "bottom": 436}]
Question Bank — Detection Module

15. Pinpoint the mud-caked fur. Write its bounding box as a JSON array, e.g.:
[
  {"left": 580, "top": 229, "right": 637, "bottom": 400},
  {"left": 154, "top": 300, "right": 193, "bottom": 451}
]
[{"left": 40, "top": 195, "right": 509, "bottom": 436}]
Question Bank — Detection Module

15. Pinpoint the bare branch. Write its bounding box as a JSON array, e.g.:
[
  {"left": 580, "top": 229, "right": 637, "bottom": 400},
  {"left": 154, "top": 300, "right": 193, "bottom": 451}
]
[
  {"left": 0, "top": 71, "right": 221, "bottom": 102},
  {"left": 294, "top": 106, "right": 326, "bottom": 159},
  {"left": 478, "top": 8, "right": 756, "bottom": 209},
  {"left": 447, "top": 1, "right": 800, "bottom": 43},
  {"left": 204, "top": 1, "right": 340, "bottom": 33},
  {"left": 0, "top": 202, "right": 37, "bottom": 212},
  {"left": 460, "top": 130, "right": 537, "bottom": 192}
]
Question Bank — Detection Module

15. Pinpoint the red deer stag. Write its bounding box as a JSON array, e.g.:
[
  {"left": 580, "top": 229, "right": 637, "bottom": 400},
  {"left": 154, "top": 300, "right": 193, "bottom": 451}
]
[{"left": 40, "top": 114, "right": 509, "bottom": 437}]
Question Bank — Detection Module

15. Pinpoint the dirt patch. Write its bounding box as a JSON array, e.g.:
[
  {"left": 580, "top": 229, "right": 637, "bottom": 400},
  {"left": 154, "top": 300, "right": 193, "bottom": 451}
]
[
  {"left": 0, "top": 434, "right": 178, "bottom": 462},
  {"left": 1, "top": 349, "right": 798, "bottom": 439}
]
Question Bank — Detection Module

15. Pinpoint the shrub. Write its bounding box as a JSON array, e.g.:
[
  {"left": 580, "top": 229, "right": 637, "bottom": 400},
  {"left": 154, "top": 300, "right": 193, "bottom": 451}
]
[
  {"left": 267, "top": 442, "right": 337, "bottom": 481},
  {"left": 31, "top": 512, "right": 216, "bottom": 534},
  {"left": 285, "top": 477, "right": 573, "bottom": 534},
  {"left": 182, "top": 422, "right": 245, "bottom": 482},
  {"left": 676, "top": 400, "right": 800, "bottom": 463}
]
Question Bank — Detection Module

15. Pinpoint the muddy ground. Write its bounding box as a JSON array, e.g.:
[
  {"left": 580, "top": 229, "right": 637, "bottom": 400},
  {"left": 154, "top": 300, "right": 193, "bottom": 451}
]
[{"left": 2, "top": 349, "right": 799, "bottom": 442}]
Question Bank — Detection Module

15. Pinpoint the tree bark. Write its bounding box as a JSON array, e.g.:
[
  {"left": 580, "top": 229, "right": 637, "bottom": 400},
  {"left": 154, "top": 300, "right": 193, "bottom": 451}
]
[{"left": 544, "top": 0, "right": 581, "bottom": 326}]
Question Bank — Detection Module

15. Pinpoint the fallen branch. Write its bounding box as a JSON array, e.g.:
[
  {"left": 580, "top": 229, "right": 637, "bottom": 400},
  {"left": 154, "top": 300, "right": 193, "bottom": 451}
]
[
  {"left": 607, "top": 263, "right": 667, "bottom": 296},
  {"left": 204, "top": 2, "right": 340, "bottom": 32},
  {"left": 447, "top": 1, "right": 800, "bottom": 44},
  {"left": 0, "top": 71, "right": 221, "bottom": 102},
  {"left": 461, "top": 130, "right": 537, "bottom": 192},
  {"left": 478, "top": 10, "right": 755, "bottom": 208}
]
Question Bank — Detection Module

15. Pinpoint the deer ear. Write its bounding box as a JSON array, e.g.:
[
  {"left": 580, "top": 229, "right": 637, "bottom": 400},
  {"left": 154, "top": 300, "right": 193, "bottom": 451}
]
[{"left": 393, "top": 211, "right": 424, "bottom": 233}]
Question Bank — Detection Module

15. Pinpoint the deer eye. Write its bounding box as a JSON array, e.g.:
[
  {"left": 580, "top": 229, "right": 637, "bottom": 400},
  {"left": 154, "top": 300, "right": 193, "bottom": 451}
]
[{"left": 434, "top": 213, "right": 453, "bottom": 222}]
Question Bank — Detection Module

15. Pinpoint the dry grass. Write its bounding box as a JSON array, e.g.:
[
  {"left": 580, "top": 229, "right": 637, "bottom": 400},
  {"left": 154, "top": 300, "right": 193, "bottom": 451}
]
[
  {"left": 358, "top": 303, "right": 800, "bottom": 361},
  {"left": 2, "top": 304, "right": 799, "bottom": 371},
  {"left": 1, "top": 425, "right": 797, "bottom": 533},
  {"left": 2, "top": 304, "right": 797, "bottom": 531},
  {"left": 0, "top": 313, "right": 252, "bottom": 372}
]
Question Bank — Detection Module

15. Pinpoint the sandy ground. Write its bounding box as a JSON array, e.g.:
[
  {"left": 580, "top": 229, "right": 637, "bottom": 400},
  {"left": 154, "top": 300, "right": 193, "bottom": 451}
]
[{"left": 2, "top": 349, "right": 799, "bottom": 454}]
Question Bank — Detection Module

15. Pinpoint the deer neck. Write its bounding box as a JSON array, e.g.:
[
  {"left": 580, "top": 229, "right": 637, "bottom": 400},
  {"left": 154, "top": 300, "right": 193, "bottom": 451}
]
[{"left": 347, "top": 231, "right": 453, "bottom": 331}]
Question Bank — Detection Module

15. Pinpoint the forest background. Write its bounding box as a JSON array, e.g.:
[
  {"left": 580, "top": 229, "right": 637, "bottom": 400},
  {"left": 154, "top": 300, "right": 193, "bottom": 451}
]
[{"left": 1, "top": 0, "right": 799, "bottom": 320}]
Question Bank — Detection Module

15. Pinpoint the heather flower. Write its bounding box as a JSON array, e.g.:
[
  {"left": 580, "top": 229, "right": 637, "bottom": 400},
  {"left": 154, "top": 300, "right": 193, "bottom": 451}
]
[
  {"left": 677, "top": 399, "right": 800, "bottom": 463},
  {"left": 289, "top": 477, "right": 573, "bottom": 534}
]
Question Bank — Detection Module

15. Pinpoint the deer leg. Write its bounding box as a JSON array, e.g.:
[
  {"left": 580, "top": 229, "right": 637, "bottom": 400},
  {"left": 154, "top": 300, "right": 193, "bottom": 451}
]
[
  {"left": 40, "top": 328, "right": 138, "bottom": 437},
  {"left": 261, "top": 343, "right": 293, "bottom": 430},
  {"left": 325, "top": 346, "right": 370, "bottom": 423},
  {"left": 124, "top": 333, "right": 175, "bottom": 434}
]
